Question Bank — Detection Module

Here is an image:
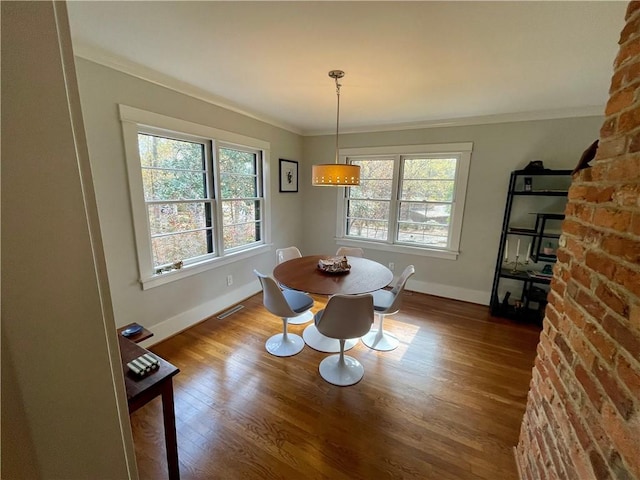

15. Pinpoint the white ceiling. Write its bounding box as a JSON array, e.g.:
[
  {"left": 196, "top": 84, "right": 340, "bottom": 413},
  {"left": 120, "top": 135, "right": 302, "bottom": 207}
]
[{"left": 66, "top": 1, "right": 627, "bottom": 135}]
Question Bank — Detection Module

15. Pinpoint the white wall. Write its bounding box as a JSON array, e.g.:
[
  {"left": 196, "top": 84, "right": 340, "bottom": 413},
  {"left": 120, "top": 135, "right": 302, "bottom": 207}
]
[
  {"left": 76, "top": 54, "right": 604, "bottom": 342},
  {"left": 1, "top": 2, "right": 135, "bottom": 478},
  {"left": 75, "top": 58, "right": 304, "bottom": 345},
  {"left": 0, "top": 4, "right": 606, "bottom": 477},
  {"left": 302, "top": 117, "right": 604, "bottom": 304}
]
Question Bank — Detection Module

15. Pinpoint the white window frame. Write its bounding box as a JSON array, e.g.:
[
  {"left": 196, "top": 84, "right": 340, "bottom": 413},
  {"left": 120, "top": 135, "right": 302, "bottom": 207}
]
[
  {"left": 216, "top": 142, "right": 265, "bottom": 255},
  {"left": 336, "top": 142, "right": 472, "bottom": 260},
  {"left": 120, "top": 105, "right": 271, "bottom": 289}
]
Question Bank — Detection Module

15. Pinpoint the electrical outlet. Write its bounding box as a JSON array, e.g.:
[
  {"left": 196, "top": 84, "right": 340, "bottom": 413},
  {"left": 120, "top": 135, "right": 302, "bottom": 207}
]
[
  {"left": 389, "top": 262, "right": 395, "bottom": 271},
  {"left": 226, "top": 275, "right": 233, "bottom": 286}
]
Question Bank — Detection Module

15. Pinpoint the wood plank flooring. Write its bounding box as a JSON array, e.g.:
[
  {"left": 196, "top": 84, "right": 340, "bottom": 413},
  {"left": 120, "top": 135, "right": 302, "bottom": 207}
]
[{"left": 130, "top": 291, "right": 541, "bottom": 480}]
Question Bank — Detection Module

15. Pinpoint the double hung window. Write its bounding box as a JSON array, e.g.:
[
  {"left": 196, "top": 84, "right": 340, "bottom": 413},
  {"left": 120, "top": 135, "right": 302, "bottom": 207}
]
[
  {"left": 338, "top": 143, "right": 472, "bottom": 259},
  {"left": 139, "top": 133, "right": 212, "bottom": 266},
  {"left": 218, "top": 146, "right": 263, "bottom": 251},
  {"left": 120, "top": 106, "right": 270, "bottom": 288}
]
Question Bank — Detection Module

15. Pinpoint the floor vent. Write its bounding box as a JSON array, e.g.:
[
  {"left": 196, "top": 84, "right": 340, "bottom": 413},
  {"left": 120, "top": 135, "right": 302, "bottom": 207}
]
[{"left": 217, "top": 305, "right": 244, "bottom": 319}]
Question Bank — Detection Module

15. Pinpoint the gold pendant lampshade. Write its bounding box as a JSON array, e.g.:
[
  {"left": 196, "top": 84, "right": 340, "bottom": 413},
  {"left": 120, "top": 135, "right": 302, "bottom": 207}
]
[{"left": 312, "top": 70, "right": 361, "bottom": 187}]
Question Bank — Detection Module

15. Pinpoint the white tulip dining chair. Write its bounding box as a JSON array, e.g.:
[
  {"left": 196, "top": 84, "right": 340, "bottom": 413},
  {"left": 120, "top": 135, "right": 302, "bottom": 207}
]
[
  {"left": 274, "top": 246, "right": 314, "bottom": 325},
  {"left": 361, "top": 265, "right": 415, "bottom": 352},
  {"left": 315, "top": 294, "right": 374, "bottom": 386},
  {"left": 335, "top": 246, "right": 364, "bottom": 257},
  {"left": 254, "top": 270, "right": 314, "bottom": 357}
]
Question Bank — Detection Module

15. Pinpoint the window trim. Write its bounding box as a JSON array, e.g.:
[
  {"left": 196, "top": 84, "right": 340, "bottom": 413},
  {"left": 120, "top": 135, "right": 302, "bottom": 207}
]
[
  {"left": 138, "top": 127, "right": 217, "bottom": 267},
  {"left": 119, "top": 105, "right": 271, "bottom": 289},
  {"left": 336, "top": 142, "right": 472, "bottom": 260},
  {"left": 216, "top": 142, "right": 264, "bottom": 254}
]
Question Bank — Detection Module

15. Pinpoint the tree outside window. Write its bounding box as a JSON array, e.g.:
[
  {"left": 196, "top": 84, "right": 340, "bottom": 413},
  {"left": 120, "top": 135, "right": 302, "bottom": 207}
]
[
  {"left": 339, "top": 143, "right": 472, "bottom": 257},
  {"left": 138, "top": 134, "right": 264, "bottom": 270}
]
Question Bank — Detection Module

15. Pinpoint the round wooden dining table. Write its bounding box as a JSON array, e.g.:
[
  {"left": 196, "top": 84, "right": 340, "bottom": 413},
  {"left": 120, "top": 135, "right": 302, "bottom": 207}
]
[
  {"left": 273, "top": 255, "right": 393, "bottom": 353},
  {"left": 273, "top": 255, "right": 393, "bottom": 295}
]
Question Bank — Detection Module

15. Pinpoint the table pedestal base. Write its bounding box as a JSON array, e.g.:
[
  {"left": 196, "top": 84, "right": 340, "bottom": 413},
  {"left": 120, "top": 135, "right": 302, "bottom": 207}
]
[
  {"left": 287, "top": 309, "right": 314, "bottom": 325},
  {"left": 302, "top": 324, "right": 359, "bottom": 353}
]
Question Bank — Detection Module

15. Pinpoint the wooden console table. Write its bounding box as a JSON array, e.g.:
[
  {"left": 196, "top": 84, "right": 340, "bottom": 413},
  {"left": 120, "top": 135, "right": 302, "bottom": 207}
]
[{"left": 118, "top": 334, "right": 180, "bottom": 479}]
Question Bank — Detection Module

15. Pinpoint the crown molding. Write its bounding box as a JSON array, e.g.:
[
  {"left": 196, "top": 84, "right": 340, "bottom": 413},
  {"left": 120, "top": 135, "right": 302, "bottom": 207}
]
[
  {"left": 72, "top": 44, "right": 303, "bottom": 135},
  {"left": 73, "top": 44, "right": 604, "bottom": 138},
  {"left": 302, "top": 106, "right": 606, "bottom": 136}
]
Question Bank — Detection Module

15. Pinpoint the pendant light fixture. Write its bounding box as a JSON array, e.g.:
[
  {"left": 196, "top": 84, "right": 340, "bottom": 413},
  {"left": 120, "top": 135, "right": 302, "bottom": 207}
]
[{"left": 312, "top": 70, "right": 361, "bottom": 187}]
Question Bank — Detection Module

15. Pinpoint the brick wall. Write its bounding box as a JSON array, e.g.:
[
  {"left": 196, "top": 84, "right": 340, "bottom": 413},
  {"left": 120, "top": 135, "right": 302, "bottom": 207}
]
[{"left": 515, "top": 3, "right": 640, "bottom": 479}]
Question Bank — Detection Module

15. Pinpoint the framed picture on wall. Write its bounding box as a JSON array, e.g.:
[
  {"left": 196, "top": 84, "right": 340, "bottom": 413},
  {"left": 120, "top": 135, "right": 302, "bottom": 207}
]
[{"left": 279, "top": 159, "right": 298, "bottom": 193}]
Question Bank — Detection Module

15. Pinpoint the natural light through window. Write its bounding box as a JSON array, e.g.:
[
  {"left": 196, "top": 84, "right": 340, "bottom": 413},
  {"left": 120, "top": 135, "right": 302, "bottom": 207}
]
[
  {"left": 139, "top": 134, "right": 213, "bottom": 267},
  {"left": 120, "top": 105, "right": 270, "bottom": 289},
  {"left": 219, "top": 147, "right": 262, "bottom": 251},
  {"left": 397, "top": 156, "right": 457, "bottom": 248},
  {"left": 337, "top": 143, "right": 472, "bottom": 260}
]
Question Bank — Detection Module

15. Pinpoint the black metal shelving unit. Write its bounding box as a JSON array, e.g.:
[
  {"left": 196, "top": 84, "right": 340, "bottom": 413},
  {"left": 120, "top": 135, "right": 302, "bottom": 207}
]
[{"left": 490, "top": 169, "right": 572, "bottom": 322}]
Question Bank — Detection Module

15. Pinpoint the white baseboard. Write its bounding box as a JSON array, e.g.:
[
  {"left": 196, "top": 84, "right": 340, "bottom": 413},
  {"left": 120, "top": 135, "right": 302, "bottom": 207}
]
[
  {"left": 139, "top": 282, "right": 261, "bottom": 348},
  {"left": 138, "top": 279, "right": 489, "bottom": 348},
  {"left": 407, "top": 278, "right": 490, "bottom": 306}
]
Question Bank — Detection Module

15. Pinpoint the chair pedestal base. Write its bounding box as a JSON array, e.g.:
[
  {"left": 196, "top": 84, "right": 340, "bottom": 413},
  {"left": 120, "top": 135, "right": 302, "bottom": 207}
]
[
  {"left": 319, "top": 355, "right": 365, "bottom": 386},
  {"left": 303, "top": 324, "right": 358, "bottom": 353},
  {"left": 287, "top": 309, "right": 314, "bottom": 325},
  {"left": 265, "top": 333, "right": 304, "bottom": 357},
  {"left": 361, "top": 329, "right": 399, "bottom": 351}
]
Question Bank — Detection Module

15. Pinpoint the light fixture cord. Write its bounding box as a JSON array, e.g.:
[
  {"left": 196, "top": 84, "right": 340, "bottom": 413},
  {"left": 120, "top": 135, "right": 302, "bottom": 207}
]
[{"left": 335, "top": 76, "right": 341, "bottom": 164}]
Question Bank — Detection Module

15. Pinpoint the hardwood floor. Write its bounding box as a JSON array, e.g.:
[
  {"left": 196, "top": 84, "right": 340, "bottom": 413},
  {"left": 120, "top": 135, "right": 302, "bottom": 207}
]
[{"left": 130, "top": 291, "right": 541, "bottom": 480}]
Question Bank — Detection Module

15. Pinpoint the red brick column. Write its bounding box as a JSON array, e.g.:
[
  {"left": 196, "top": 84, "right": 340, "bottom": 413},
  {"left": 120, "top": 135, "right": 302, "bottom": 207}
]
[{"left": 515, "top": 3, "right": 640, "bottom": 479}]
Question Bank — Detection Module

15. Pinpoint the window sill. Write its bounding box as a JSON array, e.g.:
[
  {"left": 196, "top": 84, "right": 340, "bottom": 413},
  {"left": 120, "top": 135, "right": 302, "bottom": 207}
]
[
  {"left": 336, "top": 238, "right": 459, "bottom": 260},
  {"left": 139, "top": 243, "right": 271, "bottom": 290}
]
